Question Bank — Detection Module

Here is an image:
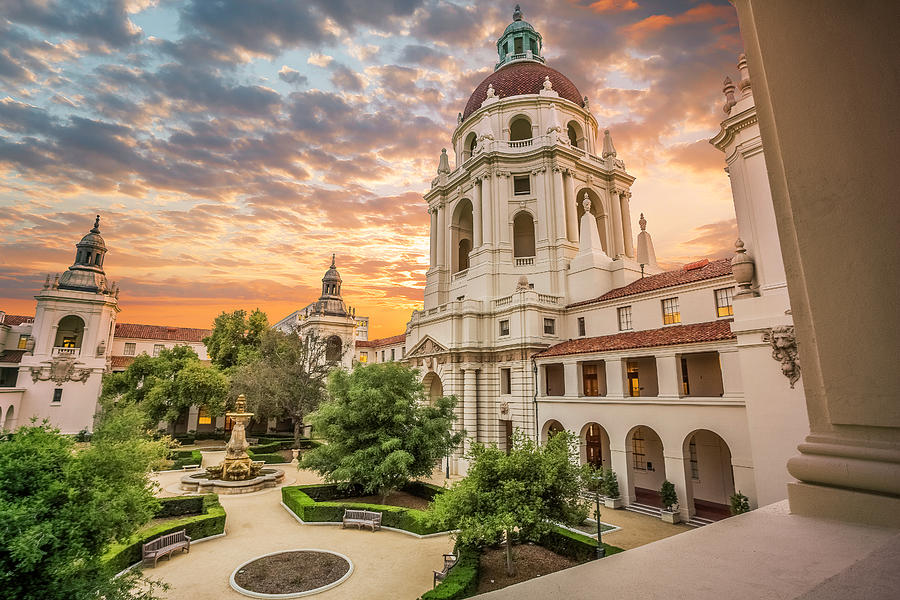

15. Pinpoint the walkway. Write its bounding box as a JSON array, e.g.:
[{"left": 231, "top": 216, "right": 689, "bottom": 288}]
[{"left": 149, "top": 462, "right": 453, "bottom": 600}]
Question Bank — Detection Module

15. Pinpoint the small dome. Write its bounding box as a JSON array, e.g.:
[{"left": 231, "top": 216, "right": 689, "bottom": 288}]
[
  {"left": 462, "top": 62, "right": 584, "bottom": 121},
  {"left": 322, "top": 254, "right": 342, "bottom": 284},
  {"left": 503, "top": 19, "right": 535, "bottom": 36},
  {"left": 78, "top": 215, "right": 106, "bottom": 251}
]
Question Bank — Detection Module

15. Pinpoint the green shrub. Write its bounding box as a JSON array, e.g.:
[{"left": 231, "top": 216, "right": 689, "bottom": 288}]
[
  {"left": 170, "top": 450, "right": 202, "bottom": 469},
  {"left": 74, "top": 428, "right": 92, "bottom": 442},
  {"left": 247, "top": 452, "right": 286, "bottom": 464},
  {"left": 420, "top": 546, "right": 480, "bottom": 600},
  {"left": 537, "top": 525, "right": 623, "bottom": 562},
  {"left": 173, "top": 434, "right": 195, "bottom": 445},
  {"left": 730, "top": 491, "right": 751, "bottom": 515},
  {"left": 154, "top": 496, "right": 204, "bottom": 518},
  {"left": 660, "top": 480, "right": 678, "bottom": 511},
  {"left": 603, "top": 468, "right": 620, "bottom": 498},
  {"left": 248, "top": 440, "right": 293, "bottom": 453},
  {"left": 402, "top": 481, "right": 446, "bottom": 501},
  {"left": 103, "top": 494, "right": 225, "bottom": 573}
]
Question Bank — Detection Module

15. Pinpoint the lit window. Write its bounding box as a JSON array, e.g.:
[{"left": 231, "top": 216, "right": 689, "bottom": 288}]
[
  {"left": 715, "top": 287, "right": 734, "bottom": 317},
  {"left": 662, "top": 297, "right": 681, "bottom": 325},
  {"left": 197, "top": 405, "right": 211, "bottom": 426},
  {"left": 153, "top": 344, "right": 165, "bottom": 357},
  {"left": 627, "top": 362, "right": 640, "bottom": 397},
  {"left": 632, "top": 428, "right": 646, "bottom": 470},
  {"left": 501, "top": 368, "right": 512, "bottom": 394},
  {"left": 681, "top": 357, "right": 690, "bottom": 395},
  {"left": 577, "top": 317, "right": 586, "bottom": 337},
  {"left": 499, "top": 320, "right": 510, "bottom": 336},
  {"left": 582, "top": 364, "right": 600, "bottom": 396},
  {"left": 689, "top": 436, "right": 699, "bottom": 480},
  {"left": 543, "top": 318, "right": 555, "bottom": 335},
  {"left": 359, "top": 352, "right": 368, "bottom": 363},
  {"left": 61, "top": 337, "right": 76, "bottom": 348},
  {"left": 513, "top": 175, "right": 530, "bottom": 195},
  {"left": 617, "top": 306, "right": 632, "bottom": 331},
  {"left": 17, "top": 334, "right": 29, "bottom": 350},
  {"left": 52, "top": 388, "right": 63, "bottom": 403},
  {"left": 124, "top": 343, "right": 136, "bottom": 356}
]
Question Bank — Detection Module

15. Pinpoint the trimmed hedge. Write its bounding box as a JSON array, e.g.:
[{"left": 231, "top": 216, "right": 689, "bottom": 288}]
[
  {"left": 402, "top": 481, "right": 446, "bottom": 501},
  {"left": 247, "top": 451, "right": 287, "bottom": 464},
  {"left": 170, "top": 450, "right": 202, "bottom": 469},
  {"left": 154, "top": 496, "right": 204, "bottom": 518},
  {"left": 248, "top": 440, "right": 293, "bottom": 453},
  {"left": 281, "top": 485, "right": 447, "bottom": 536},
  {"left": 420, "top": 545, "right": 479, "bottom": 600},
  {"left": 537, "top": 526, "right": 624, "bottom": 562},
  {"left": 103, "top": 494, "right": 226, "bottom": 573}
]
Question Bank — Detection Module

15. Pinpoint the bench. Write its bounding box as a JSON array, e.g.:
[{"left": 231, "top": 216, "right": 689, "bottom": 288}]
[
  {"left": 342, "top": 509, "right": 382, "bottom": 532},
  {"left": 182, "top": 464, "right": 200, "bottom": 470},
  {"left": 433, "top": 553, "right": 458, "bottom": 587},
  {"left": 142, "top": 530, "right": 191, "bottom": 567}
]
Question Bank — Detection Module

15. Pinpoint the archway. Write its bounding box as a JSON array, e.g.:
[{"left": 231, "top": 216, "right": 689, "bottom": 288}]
[
  {"left": 574, "top": 188, "right": 609, "bottom": 254},
  {"left": 625, "top": 425, "right": 667, "bottom": 508},
  {"left": 458, "top": 238, "right": 471, "bottom": 271},
  {"left": 580, "top": 422, "right": 611, "bottom": 469},
  {"left": 512, "top": 211, "right": 536, "bottom": 258},
  {"left": 541, "top": 419, "right": 564, "bottom": 443},
  {"left": 4, "top": 405, "right": 14, "bottom": 432},
  {"left": 683, "top": 429, "right": 736, "bottom": 520},
  {"left": 509, "top": 116, "right": 532, "bottom": 141},
  {"left": 325, "top": 335, "right": 343, "bottom": 363},
  {"left": 451, "top": 199, "right": 473, "bottom": 273},
  {"left": 54, "top": 315, "right": 85, "bottom": 350},
  {"left": 463, "top": 131, "right": 477, "bottom": 161},
  {"left": 567, "top": 120, "right": 584, "bottom": 148},
  {"left": 422, "top": 371, "right": 444, "bottom": 405}
]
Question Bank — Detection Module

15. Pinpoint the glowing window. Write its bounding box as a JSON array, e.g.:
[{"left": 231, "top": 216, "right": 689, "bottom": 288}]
[
  {"left": 198, "top": 405, "right": 212, "bottom": 426},
  {"left": 715, "top": 287, "right": 734, "bottom": 317},
  {"left": 62, "top": 337, "right": 76, "bottom": 348},
  {"left": 359, "top": 352, "right": 368, "bottom": 363},
  {"left": 662, "top": 297, "right": 681, "bottom": 325},
  {"left": 582, "top": 364, "right": 599, "bottom": 397},
  {"left": 627, "top": 362, "right": 640, "bottom": 397},
  {"left": 17, "top": 335, "right": 29, "bottom": 350}
]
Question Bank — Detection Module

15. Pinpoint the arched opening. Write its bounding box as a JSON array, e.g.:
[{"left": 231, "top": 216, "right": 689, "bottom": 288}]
[
  {"left": 541, "top": 419, "right": 565, "bottom": 443},
  {"left": 580, "top": 422, "right": 611, "bottom": 469},
  {"left": 451, "top": 198, "right": 473, "bottom": 273},
  {"left": 3, "top": 405, "right": 14, "bottom": 432},
  {"left": 94, "top": 253, "right": 101, "bottom": 265},
  {"left": 509, "top": 116, "right": 532, "bottom": 142},
  {"left": 422, "top": 371, "right": 444, "bottom": 406},
  {"left": 54, "top": 315, "right": 85, "bottom": 351},
  {"left": 463, "top": 132, "right": 477, "bottom": 161},
  {"left": 683, "top": 429, "right": 736, "bottom": 521},
  {"left": 325, "top": 335, "right": 343, "bottom": 363},
  {"left": 512, "top": 211, "right": 536, "bottom": 258},
  {"left": 575, "top": 188, "right": 610, "bottom": 254},
  {"left": 567, "top": 120, "right": 584, "bottom": 148},
  {"left": 625, "top": 425, "right": 667, "bottom": 508}
]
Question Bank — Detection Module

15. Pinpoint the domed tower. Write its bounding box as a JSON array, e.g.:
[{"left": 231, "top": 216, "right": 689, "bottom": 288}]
[
  {"left": 58, "top": 215, "right": 109, "bottom": 293},
  {"left": 317, "top": 254, "right": 347, "bottom": 316}
]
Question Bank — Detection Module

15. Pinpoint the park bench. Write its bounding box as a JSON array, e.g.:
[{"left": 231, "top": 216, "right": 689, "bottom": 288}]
[
  {"left": 142, "top": 530, "right": 191, "bottom": 567},
  {"left": 181, "top": 464, "right": 200, "bottom": 470},
  {"left": 433, "top": 554, "right": 458, "bottom": 587},
  {"left": 341, "top": 509, "right": 382, "bottom": 532}
]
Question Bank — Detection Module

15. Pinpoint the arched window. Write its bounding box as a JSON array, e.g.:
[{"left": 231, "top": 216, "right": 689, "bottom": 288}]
[
  {"left": 451, "top": 199, "right": 474, "bottom": 273},
  {"left": 513, "top": 212, "right": 536, "bottom": 257},
  {"left": 567, "top": 121, "right": 584, "bottom": 148},
  {"left": 458, "top": 239, "right": 471, "bottom": 271},
  {"left": 54, "top": 315, "right": 85, "bottom": 349},
  {"left": 94, "top": 253, "right": 101, "bottom": 265},
  {"left": 463, "top": 132, "right": 477, "bottom": 160},
  {"left": 509, "top": 117, "right": 532, "bottom": 141},
  {"left": 325, "top": 336, "right": 342, "bottom": 363}
]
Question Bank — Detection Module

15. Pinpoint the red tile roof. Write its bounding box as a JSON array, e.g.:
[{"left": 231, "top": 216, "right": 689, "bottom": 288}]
[
  {"left": 0, "top": 314, "right": 34, "bottom": 326},
  {"left": 114, "top": 322, "right": 211, "bottom": 342},
  {"left": 110, "top": 355, "right": 134, "bottom": 369},
  {"left": 568, "top": 259, "right": 733, "bottom": 308},
  {"left": 463, "top": 62, "right": 584, "bottom": 120},
  {"left": 355, "top": 333, "right": 406, "bottom": 348},
  {"left": 536, "top": 320, "right": 735, "bottom": 358},
  {"left": 0, "top": 349, "right": 25, "bottom": 364}
]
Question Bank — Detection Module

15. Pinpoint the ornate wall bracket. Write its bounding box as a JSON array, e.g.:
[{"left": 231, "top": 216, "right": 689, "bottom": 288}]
[
  {"left": 762, "top": 326, "right": 801, "bottom": 388},
  {"left": 30, "top": 356, "right": 92, "bottom": 385}
]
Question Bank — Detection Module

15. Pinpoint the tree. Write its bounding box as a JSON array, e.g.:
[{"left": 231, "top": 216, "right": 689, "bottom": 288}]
[
  {"left": 230, "top": 330, "right": 336, "bottom": 446},
  {"left": 300, "top": 362, "right": 462, "bottom": 501},
  {"left": 0, "top": 406, "right": 169, "bottom": 600},
  {"left": 203, "top": 309, "right": 269, "bottom": 371},
  {"left": 101, "top": 345, "right": 229, "bottom": 432},
  {"left": 430, "top": 431, "right": 588, "bottom": 576}
]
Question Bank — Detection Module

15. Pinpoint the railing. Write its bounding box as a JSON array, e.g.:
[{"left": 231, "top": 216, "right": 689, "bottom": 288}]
[
  {"left": 452, "top": 269, "right": 469, "bottom": 281},
  {"left": 538, "top": 294, "right": 561, "bottom": 304},
  {"left": 53, "top": 347, "right": 80, "bottom": 357},
  {"left": 508, "top": 139, "right": 533, "bottom": 148},
  {"left": 515, "top": 257, "right": 535, "bottom": 266},
  {"left": 494, "top": 296, "right": 513, "bottom": 307}
]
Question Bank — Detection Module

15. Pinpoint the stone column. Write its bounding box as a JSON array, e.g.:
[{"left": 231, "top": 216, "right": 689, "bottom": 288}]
[
  {"left": 429, "top": 208, "right": 437, "bottom": 266},
  {"left": 609, "top": 188, "right": 625, "bottom": 257},
  {"left": 621, "top": 191, "right": 635, "bottom": 258},
  {"left": 472, "top": 181, "right": 483, "bottom": 248},
  {"left": 563, "top": 361, "right": 579, "bottom": 397},
  {"left": 609, "top": 446, "right": 632, "bottom": 503},
  {"left": 719, "top": 348, "right": 744, "bottom": 397},
  {"left": 533, "top": 167, "right": 548, "bottom": 243},
  {"left": 604, "top": 358, "right": 626, "bottom": 398},
  {"left": 655, "top": 353, "right": 681, "bottom": 399},
  {"left": 463, "top": 367, "right": 478, "bottom": 451},
  {"left": 187, "top": 405, "right": 200, "bottom": 433},
  {"left": 664, "top": 452, "right": 694, "bottom": 520},
  {"left": 496, "top": 172, "right": 509, "bottom": 244},
  {"left": 564, "top": 170, "right": 578, "bottom": 243},
  {"left": 552, "top": 166, "right": 567, "bottom": 243},
  {"left": 436, "top": 201, "right": 446, "bottom": 269},
  {"left": 482, "top": 174, "right": 494, "bottom": 246}
]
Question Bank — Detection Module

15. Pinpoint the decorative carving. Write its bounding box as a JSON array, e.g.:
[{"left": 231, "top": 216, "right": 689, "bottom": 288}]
[
  {"left": 543, "top": 76, "right": 553, "bottom": 91},
  {"left": 30, "top": 357, "right": 92, "bottom": 385},
  {"left": 408, "top": 336, "right": 448, "bottom": 357},
  {"left": 731, "top": 238, "right": 757, "bottom": 298},
  {"left": 96, "top": 339, "right": 106, "bottom": 357},
  {"left": 723, "top": 76, "right": 737, "bottom": 114},
  {"left": 486, "top": 83, "right": 496, "bottom": 98},
  {"left": 762, "top": 326, "right": 801, "bottom": 388},
  {"left": 582, "top": 193, "right": 592, "bottom": 213},
  {"left": 500, "top": 401, "right": 510, "bottom": 415},
  {"left": 516, "top": 275, "right": 529, "bottom": 290}
]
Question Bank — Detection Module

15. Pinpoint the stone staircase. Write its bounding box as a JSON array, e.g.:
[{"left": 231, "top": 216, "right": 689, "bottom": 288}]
[
  {"left": 624, "top": 502, "right": 662, "bottom": 518},
  {"left": 686, "top": 515, "right": 717, "bottom": 528}
]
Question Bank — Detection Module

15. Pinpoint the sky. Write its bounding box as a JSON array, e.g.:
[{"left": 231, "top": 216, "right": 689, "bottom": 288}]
[{"left": 0, "top": 0, "right": 744, "bottom": 338}]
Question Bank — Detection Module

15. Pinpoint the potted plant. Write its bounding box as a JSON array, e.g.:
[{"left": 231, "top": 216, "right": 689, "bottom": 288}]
[
  {"left": 729, "top": 491, "right": 751, "bottom": 515},
  {"left": 602, "top": 468, "right": 624, "bottom": 509},
  {"left": 659, "top": 480, "right": 681, "bottom": 523}
]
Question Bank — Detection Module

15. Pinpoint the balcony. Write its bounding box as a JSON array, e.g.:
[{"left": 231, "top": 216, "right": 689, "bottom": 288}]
[
  {"left": 515, "top": 257, "right": 534, "bottom": 266},
  {"left": 452, "top": 269, "right": 469, "bottom": 281},
  {"left": 53, "top": 346, "right": 80, "bottom": 358}
]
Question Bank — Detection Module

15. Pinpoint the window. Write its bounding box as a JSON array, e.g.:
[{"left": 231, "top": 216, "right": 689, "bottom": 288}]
[
  {"left": 513, "top": 212, "right": 536, "bottom": 257},
  {"left": 52, "top": 388, "right": 63, "bottom": 403},
  {"left": 381, "top": 350, "right": 386, "bottom": 362},
  {"left": 583, "top": 364, "right": 600, "bottom": 396},
  {"left": 627, "top": 362, "right": 640, "bottom": 397},
  {"left": 501, "top": 368, "right": 512, "bottom": 394},
  {"left": 529, "top": 38, "right": 537, "bottom": 54},
  {"left": 514, "top": 36, "right": 523, "bottom": 54},
  {"left": 617, "top": 306, "right": 632, "bottom": 331},
  {"left": 662, "top": 297, "right": 681, "bottom": 325},
  {"left": 390, "top": 348, "right": 395, "bottom": 361},
  {"left": 543, "top": 318, "right": 556, "bottom": 335},
  {"left": 197, "top": 405, "right": 211, "bottom": 426},
  {"left": 689, "top": 436, "right": 699, "bottom": 480},
  {"left": 402, "top": 347, "right": 406, "bottom": 357},
  {"left": 681, "top": 357, "right": 690, "bottom": 395},
  {"left": 124, "top": 342, "right": 136, "bottom": 356},
  {"left": 577, "top": 317, "right": 586, "bottom": 337},
  {"left": 715, "top": 287, "right": 734, "bottom": 317},
  {"left": 153, "top": 344, "right": 165, "bottom": 357},
  {"left": 499, "top": 319, "right": 510, "bottom": 336},
  {"left": 62, "top": 337, "right": 76, "bottom": 348},
  {"left": 632, "top": 428, "right": 646, "bottom": 470},
  {"left": 359, "top": 352, "right": 368, "bottom": 363},
  {"left": 17, "top": 334, "right": 29, "bottom": 350},
  {"left": 513, "top": 175, "right": 530, "bottom": 195}
]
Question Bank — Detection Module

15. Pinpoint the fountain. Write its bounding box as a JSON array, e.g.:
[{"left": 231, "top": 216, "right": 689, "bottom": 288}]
[{"left": 180, "top": 394, "right": 285, "bottom": 494}]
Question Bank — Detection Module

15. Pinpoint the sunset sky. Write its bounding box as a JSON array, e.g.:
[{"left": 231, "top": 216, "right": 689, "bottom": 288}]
[{"left": 0, "top": 0, "right": 744, "bottom": 338}]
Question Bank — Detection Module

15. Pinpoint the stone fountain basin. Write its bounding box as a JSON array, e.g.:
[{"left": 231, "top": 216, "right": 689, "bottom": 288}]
[{"left": 180, "top": 468, "right": 285, "bottom": 495}]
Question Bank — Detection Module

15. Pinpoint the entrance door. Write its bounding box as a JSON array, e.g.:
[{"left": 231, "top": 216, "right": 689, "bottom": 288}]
[{"left": 585, "top": 423, "right": 603, "bottom": 468}]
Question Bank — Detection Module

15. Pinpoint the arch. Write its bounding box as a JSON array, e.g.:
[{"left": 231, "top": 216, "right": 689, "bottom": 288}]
[
  {"left": 463, "top": 131, "right": 477, "bottom": 161},
  {"left": 567, "top": 120, "right": 584, "bottom": 149},
  {"left": 509, "top": 115, "right": 532, "bottom": 141},
  {"left": 422, "top": 371, "right": 444, "bottom": 405},
  {"left": 512, "top": 211, "right": 536, "bottom": 258},
  {"left": 451, "top": 198, "right": 473, "bottom": 273},
  {"left": 94, "top": 253, "right": 101, "bottom": 265},
  {"left": 625, "top": 425, "right": 667, "bottom": 508},
  {"left": 682, "top": 429, "right": 736, "bottom": 520},
  {"left": 325, "top": 335, "right": 343, "bottom": 363},
  {"left": 3, "top": 405, "right": 13, "bottom": 432},
  {"left": 541, "top": 419, "right": 564, "bottom": 443},
  {"left": 579, "top": 422, "right": 611, "bottom": 469},
  {"left": 574, "top": 187, "right": 609, "bottom": 254},
  {"left": 54, "top": 315, "right": 85, "bottom": 349}
]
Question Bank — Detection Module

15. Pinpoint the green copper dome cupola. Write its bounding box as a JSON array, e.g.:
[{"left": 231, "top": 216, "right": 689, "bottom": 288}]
[{"left": 495, "top": 5, "right": 544, "bottom": 70}]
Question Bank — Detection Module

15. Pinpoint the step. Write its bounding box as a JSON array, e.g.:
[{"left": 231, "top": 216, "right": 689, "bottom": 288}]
[
  {"left": 686, "top": 516, "right": 717, "bottom": 528},
  {"left": 625, "top": 502, "right": 662, "bottom": 518}
]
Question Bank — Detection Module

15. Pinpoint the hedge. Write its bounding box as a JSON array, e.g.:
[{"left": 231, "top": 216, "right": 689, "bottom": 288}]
[
  {"left": 402, "top": 481, "right": 446, "bottom": 501},
  {"left": 420, "top": 545, "right": 480, "bottom": 600},
  {"left": 154, "top": 495, "right": 204, "bottom": 519},
  {"left": 247, "top": 451, "right": 287, "bottom": 464},
  {"left": 169, "top": 450, "right": 202, "bottom": 469},
  {"left": 248, "top": 440, "right": 293, "bottom": 453},
  {"left": 103, "top": 494, "right": 226, "bottom": 573},
  {"left": 281, "top": 485, "right": 448, "bottom": 536},
  {"left": 537, "top": 526, "right": 624, "bottom": 562}
]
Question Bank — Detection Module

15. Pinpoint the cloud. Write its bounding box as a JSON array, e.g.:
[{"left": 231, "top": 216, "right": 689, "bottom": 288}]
[
  {"left": 588, "top": 0, "right": 639, "bottom": 14},
  {"left": 278, "top": 66, "right": 308, "bottom": 86},
  {"left": 667, "top": 139, "right": 726, "bottom": 174},
  {"left": 307, "top": 52, "right": 334, "bottom": 67},
  {"left": 330, "top": 64, "right": 366, "bottom": 92},
  {"left": 2, "top": 0, "right": 142, "bottom": 49}
]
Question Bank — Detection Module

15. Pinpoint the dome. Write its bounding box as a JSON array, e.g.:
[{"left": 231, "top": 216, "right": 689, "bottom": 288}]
[
  {"left": 77, "top": 216, "right": 106, "bottom": 251},
  {"left": 503, "top": 19, "right": 534, "bottom": 36},
  {"left": 462, "top": 62, "right": 584, "bottom": 121}
]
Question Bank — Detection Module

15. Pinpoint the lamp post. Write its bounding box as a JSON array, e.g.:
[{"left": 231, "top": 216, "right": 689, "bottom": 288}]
[{"left": 594, "top": 471, "right": 606, "bottom": 559}]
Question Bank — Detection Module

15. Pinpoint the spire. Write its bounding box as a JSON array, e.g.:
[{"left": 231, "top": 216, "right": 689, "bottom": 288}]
[
  {"left": 495, "top": 4, "right": 544, "bottom": 70},
  {"left": 576, "top": 193, "right": 611, "bottom": 261},
  {"left": 737, "top": 53, "right": 752, "bottom": 98},
  {"left": 636, "top": 212, "right": 658, "bottom": 269},
  {"left": 513, "top": 4, "right": 523, "bottom": 20},
  {"left": 330, "top": 253, "right": 336, "bottom": 269},
  {"left": 722, "top": 76, "right": 737, "bottom": 114},
  {"left": 602, "top": 129, "right": 617, "bottom": 159},
  {"left": 437, "top": 148, "right": 451, "bottom": 174}
]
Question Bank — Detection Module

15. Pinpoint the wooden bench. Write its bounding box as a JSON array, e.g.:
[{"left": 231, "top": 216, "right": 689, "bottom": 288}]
[
  {"left": 433, "top": 554, "right": 458, "bottom": 587},
  {"left": 341, "top": 509, "right": 382, "bottom": 532},
  {"left": 142, "top": 530, "right": 191, "bottom": 567}
]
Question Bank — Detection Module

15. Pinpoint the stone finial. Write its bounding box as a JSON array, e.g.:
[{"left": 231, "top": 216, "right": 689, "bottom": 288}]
[
  {"left": 601, "top": 128, "right": 617, "bottom": 159},
  {"left": 330, "top": 253, "right": 336, "bottom": 268},
  {"left": 43, "top": 274, "right": 50, "bottom": 289},
  {"left": 543, "top": 75, "right": 552, "bottom": 90},
  {"left": 91, "top": 214, "right": 101, "bottom": 233},
  {"left": 737, "top": 53, "right": 751, "bottom": 97},
  {"left": 486, "top": 83, "right": 496, "bottom": 98},
  {"left": 437, "top": 148, "right": 451, "bottom": 174},
  {"left": 723, "top": 76, "right": 737, "bottom": 114},
  {"left": 639, "top": 212, "right": 647, "bottom": 232},
  {"left": 52, "top": 273, "right": 60, "bottom": 289},
  {"left": 636, "top": 215, "right": 657, "bottom": 268},
  {"left": 516, "top": 275, "right": 529, "bottom": 290},
  {"left": 583, "top": 95, "right": 590, "bottom": 111},
  {"left": 582, "top": 192, "right": 592, "bottom": 213},
  {"left": 731, "top": 238, "right": 757, "bottom": 298},
  {"left": 457, "top": 112, "right": 462, "bottom": 124},
  {"left": 513, "top": 4, "right": 523, "bottom": 21}
]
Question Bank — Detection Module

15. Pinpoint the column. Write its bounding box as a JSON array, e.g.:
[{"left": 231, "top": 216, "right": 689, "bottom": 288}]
[
  {"left": 609, "top": 446, "right": 632, "bottom": 503},
  {"left": 664, "top": 451, "right": 693, "bottom": 520},
  {"left": 187, "top": 405, "right": 199, "bottom": 432},
  {"left": 429, "top": 208, "right": 437, "bottom": 266},
  {"left": 656, "top": 353, "right": 681, "bottom": 399},
  {"left": 496, "top": 172, "right": 509, "bottom": 244},
  {"left": 563, "top": 361, "right": 579, "bottom": 397},
  {"left": 564, "top": 170, "right": 578, "bottom": 242},
  {"left": 552, "top": 167, "right": 567, "bottom": 243},
  {"left": 463, "top": 368, "right": 478, "bottom": 451},
  {"left": 533, "top": 167, "right": 548, "bottom": 243},
  {"left": 621, "top": 191, "right": 635, "bottom": 258},
  {"left": 472, "top": 181, "right": 483, "bottom": 248},
  {"left": 719, "top": 349, "right": 744, "bottom": 397},
  {"left": 482, "top": 175, "right": 494, "bottom": 246},
  {"left": 604, "top": 358, "right": 625, "bottom": 398},
  {"left": 436, "top": 201, "right": 446, "bottom": 269},
  {"left": 609, "top": 189, "right": 625, "bottom": 257}
]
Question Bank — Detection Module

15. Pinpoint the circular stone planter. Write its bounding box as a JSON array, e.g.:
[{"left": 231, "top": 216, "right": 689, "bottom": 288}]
[
  {"left": 229, "top": 550, "right": 353, "bottom": 598},
  {"left": 180, "top": 468, "right": 284, "bottom": 494}
]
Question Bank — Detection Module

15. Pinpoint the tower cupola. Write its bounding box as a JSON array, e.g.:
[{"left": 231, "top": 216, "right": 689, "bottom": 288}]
[
  {"left": 496, "top": 4, "right": 544, "bottom": 70},
  {"left": 315, "top": 254, "right": 349, "bottom": 316},
  {"left": 58, "top": 215, "right": 110, "bottom": 293}
]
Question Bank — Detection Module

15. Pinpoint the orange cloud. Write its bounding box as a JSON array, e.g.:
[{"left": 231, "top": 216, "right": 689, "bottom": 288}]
[
  {"left": 623, "top": 3, "right": 736, "bottom": 41},
  {"left": 589, "top": 0, "right": 639, "bottom": 14}
]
